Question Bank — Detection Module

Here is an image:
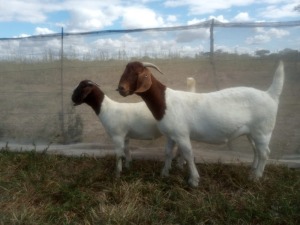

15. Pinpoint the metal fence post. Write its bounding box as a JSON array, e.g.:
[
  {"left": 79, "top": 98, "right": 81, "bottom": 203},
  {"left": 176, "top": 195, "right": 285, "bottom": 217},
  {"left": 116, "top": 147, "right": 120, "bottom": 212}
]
[
  {"left": 60, "top": 27, "right": 66, "bottom": 143},
  {"left": 210, "top": 19, "right": 220, "bottom": 90}
]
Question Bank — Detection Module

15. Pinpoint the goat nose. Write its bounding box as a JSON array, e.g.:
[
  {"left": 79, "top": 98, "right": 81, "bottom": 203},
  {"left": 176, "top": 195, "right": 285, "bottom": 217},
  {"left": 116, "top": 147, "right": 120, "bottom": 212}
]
[{"left": 116, "top": 86, "right": 124, "bottom": 92}]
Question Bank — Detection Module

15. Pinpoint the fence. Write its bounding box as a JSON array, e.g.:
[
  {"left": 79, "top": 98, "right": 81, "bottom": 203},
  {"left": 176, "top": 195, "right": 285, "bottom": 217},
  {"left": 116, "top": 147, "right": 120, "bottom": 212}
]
[{"left": 0, "top": 19, "right": 299, "bottom": 163}]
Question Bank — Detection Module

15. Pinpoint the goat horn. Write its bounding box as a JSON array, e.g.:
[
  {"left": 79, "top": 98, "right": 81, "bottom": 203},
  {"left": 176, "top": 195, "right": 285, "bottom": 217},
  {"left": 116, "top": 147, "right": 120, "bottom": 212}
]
[
  {"left": 87, "top": 80, "right": 100, "bottom": 87},
  {"left": 142, "top": 62, "right": 164, "bottom": 75}
]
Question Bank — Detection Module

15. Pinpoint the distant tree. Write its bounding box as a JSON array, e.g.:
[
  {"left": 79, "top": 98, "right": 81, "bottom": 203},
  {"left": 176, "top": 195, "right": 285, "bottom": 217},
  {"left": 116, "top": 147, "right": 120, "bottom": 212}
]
[
  {"left": 279, "top": 48, "right": 299, "bottom": 60},
  {"left": 255, "top": 49, "right": 270, "bottom": 58}
]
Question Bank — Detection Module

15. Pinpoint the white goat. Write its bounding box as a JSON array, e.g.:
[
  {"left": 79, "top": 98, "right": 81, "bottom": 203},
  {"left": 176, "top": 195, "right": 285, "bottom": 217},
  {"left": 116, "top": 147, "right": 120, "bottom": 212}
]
[
  {"left": 72, "top": 80, "right": 192, "bottom": 176},
  {"left": 72, "top": 80, "right": 162, "bottom": 176},
  {"left": 117, "top": 61, "right": 284, "bottom": 187}
]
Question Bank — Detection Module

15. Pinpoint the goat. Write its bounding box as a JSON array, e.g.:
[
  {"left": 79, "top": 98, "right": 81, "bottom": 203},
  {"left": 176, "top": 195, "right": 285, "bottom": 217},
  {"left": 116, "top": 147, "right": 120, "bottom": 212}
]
[
  {"left": 117, "top": 61, "right": 285, "bottom": 187},
  {"left": 72, "top": 77, "right": 195, "bottom": 176},
  {"left": 72, "top": 80, "right": 162, "bottom": 177}
]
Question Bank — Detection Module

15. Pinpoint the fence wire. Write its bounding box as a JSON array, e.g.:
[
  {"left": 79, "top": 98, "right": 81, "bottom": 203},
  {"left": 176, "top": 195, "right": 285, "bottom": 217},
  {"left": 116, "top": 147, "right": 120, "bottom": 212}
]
[{"left": 0, "top": 19, "right": 299, "bottom": 162}]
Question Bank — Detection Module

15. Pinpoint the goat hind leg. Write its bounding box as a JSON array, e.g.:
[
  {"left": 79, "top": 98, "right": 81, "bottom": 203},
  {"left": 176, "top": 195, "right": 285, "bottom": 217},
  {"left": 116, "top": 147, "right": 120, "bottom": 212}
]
[
  {"left": 161, "top": 138, "right": 176, "bottom": 177},
  {"left": 253, "top": 144, "right": 270, "bottom": 179},
  {"left": 250, "top": 135, "right": 271, "bottom": 180},
  {"left": 247, "top": 135, "right": 258, "bottom": 171}
]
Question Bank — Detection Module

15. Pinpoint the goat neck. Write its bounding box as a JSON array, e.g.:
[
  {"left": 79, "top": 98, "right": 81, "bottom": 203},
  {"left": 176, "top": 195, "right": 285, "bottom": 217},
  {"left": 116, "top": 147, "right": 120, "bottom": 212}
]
[
  {"left": 137, "top": 74, "right": 167, "bottom": 121},
  {"left": 85, "top": 85, "right": 104, "bottom": 115}
]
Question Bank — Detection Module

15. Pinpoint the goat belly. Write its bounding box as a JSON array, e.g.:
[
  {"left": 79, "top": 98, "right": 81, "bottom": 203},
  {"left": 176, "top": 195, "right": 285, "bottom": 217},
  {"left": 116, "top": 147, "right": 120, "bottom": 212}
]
[
  {"left": 189, "top": 128, "right": 230, "bottom": 144},
  {"left": 189, "top": 124, "right": 250, "bottom": 144},
  {"left": 127, "top": 126, "right": 161, "bottom": 140}
]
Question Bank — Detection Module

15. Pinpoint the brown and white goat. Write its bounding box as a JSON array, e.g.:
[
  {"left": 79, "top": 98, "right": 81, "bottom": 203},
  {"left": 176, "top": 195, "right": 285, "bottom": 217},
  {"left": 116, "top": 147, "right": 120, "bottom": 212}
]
[
  {"left": 72, "top": 80, "right": 162, "bottom": 176},
  {"left": 117, "top": 61, "right": 284, "bottom": 187}
]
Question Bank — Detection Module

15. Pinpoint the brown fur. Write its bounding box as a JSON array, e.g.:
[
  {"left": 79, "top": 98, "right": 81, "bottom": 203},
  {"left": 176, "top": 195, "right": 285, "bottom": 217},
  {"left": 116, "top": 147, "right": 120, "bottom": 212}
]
[
  {"left": 118, "top": 61, "right": 167, "bottom": 120},
  {"left": 135, "top": 70, "right": 152, "bottom": 93}
]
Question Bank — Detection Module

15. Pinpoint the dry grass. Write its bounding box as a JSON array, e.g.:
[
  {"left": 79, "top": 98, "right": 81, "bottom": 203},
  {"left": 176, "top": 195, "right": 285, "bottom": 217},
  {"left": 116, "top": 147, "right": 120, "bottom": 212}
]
[{"left": 0, "top": 147, "right": 299, "bottom": 225}]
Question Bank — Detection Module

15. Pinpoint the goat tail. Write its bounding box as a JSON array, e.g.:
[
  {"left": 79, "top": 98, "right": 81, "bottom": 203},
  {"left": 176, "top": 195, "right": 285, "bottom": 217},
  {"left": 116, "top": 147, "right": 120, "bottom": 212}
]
[
  {"left": 267, "top": 61, "right": 285, "bottom": 101},
  {"left": 186, "top": 77, "right": 196, "bottom": 93}
]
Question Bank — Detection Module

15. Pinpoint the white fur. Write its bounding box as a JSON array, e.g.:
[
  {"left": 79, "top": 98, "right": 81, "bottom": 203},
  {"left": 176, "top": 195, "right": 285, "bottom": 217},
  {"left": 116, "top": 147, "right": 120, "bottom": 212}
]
[
  {"left": 159, "top": 61, "right": 285, "bottom": 187},
  {"left": 81, "top": 78, "right": 195, "bottom": 176},
  {"left": 97, "top": 96, "right": 162, "bottom": 176}
]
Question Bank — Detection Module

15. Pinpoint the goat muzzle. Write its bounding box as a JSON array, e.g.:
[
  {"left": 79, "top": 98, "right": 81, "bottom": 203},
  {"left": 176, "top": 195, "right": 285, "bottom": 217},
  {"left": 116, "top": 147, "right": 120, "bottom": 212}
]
[
  {"left": 116, "top": 85, "right": 133, "bottom": 97},
  {"left": 116, "top": 85, "right": 129, "bottom": 97}
]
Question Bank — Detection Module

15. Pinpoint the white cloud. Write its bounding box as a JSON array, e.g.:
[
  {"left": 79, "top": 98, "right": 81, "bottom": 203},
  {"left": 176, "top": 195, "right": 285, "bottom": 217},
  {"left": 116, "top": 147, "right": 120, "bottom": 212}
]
[
  {"left": 165, "top": 0, "right": 255, "bottom": 15},
  {"left": 35, "top": 27, "right": 55, "bottom": 35},
  {"left": 209, "top": 15, "right": 229, "bottom": 23},
  {"left": 165, "top": 0, "right": 300, "bottom": 21},
  {"left": 187, "top": 18, "right": 205, "bottom": 25},
  {"left": 121, "top": 6, "right": 164, "bottom": 29},
  {"left": 14, "top": 34, "right": 30, "bottom": 38},
  {"left": 258, "top": 2, "right": 300, "bottom": 19},
  {"left": 167, "top": 15, "right": 177, "bottom": 23},
  {"left": 65, "top": 4, "right": 122, "bottom": 32},
  {"left": 256, "top": 27, "right": 290, "bottom": 38},
  {"left": 246, "top": 27, "right": 289, "bottom": 45},
  {"left": 176, "top": 29, "right": 209, "bottom": 43},
  {"left": 233, "top": 12, "right": 252, "bottom": 22},
  {"left": 93, "top": 38, "right": 123, "bottom": 49},
  {"left": 0, "top": 0, "right": 62, "bottom": 23},
  {"left": 246, "top": 34, "right": 270, "bottom": 45}
]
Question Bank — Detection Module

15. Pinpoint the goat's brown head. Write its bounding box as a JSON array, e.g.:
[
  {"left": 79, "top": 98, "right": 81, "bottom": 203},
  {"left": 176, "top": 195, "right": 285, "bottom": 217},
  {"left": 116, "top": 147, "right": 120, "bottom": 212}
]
[{"left": 117, "top": 61, "right": 163, "bottom": 97}]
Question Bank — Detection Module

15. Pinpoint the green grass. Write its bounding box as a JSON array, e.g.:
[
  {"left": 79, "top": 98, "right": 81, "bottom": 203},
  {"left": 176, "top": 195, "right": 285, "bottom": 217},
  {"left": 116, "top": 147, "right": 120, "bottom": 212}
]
[{"left": 0, "top": 147, "right": 299, "bottom": 225}]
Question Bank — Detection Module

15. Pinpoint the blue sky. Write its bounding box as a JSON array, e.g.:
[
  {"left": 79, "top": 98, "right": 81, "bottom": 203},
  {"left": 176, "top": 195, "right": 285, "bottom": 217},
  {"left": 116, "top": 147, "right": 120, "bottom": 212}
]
[
  {"left": 1, "top": 0, "right": 299, "bottom": 37},
  {"left": 0, "top": 0, "right": 299, "bottom": 59}
]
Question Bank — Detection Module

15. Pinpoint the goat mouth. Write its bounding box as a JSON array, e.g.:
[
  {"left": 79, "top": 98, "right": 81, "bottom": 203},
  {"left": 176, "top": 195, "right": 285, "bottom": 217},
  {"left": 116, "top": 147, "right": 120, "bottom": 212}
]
[
  {"left": 116, "top": 88, "right": 131, "bottom": 97},
  {"left": 119, "top": 91, "right": 128, "bottom": 97},
  {"left": 72, "top": 101, "right": 82, "bottom": 106}
]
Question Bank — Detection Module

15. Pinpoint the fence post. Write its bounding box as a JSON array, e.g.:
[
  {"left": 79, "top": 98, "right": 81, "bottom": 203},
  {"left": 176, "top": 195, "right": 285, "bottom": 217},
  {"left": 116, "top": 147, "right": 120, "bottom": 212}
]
[
  {"left": 210, "top": 19, "right": 214, "bottom": 62},
  {"left": 209, "top": 19, "right": 220, "bottom": 90},
  {"left": 60, "top": 27, "right": 66, "bottom": 143}
]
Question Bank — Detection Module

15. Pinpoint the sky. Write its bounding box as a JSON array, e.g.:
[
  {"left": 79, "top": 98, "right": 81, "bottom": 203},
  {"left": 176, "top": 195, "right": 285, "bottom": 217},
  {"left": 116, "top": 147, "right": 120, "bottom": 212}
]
[{"left": 1, "top": 0, "right": 300, "bottom": 59}]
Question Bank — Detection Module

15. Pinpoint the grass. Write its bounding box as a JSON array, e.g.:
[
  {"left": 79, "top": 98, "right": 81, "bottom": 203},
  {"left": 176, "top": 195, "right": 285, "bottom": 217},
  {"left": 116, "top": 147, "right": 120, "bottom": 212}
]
[{"left": 0, "top": 147, "right": 299, "bottom": 225}]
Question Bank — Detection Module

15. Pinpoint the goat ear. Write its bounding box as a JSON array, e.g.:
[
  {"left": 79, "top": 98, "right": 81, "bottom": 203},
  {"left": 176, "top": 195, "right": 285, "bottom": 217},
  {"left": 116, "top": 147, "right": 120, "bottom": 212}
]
[
  {"left": 135, "top": 71, "right": 152, "bottom": 93},
  {"left": 81, "top": 86, "right": 93, "bottom": 100}
]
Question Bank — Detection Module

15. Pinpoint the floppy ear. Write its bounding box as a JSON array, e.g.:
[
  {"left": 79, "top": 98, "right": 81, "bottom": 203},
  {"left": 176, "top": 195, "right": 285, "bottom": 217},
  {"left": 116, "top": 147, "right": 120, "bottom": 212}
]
[
  {"left": 81, "top": 85, "right": 93, "bottom": 100},
  {"left": 135, "top": 71, "right": 152, "bottom": 93}
]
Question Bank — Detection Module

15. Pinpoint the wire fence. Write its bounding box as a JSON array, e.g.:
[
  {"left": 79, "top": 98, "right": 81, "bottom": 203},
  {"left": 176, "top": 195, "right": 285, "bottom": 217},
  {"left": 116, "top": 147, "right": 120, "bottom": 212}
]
[{"left": 0, "top": 19, "right": 299, "bottom": 162}]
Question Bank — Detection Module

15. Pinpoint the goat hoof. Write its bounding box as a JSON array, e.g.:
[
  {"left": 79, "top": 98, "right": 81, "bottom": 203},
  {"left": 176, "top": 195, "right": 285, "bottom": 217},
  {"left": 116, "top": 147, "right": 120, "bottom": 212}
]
[
  {"left": 188, "top": 177, "right": 199, "bottom": 188},
  {"left": 249, "top": 171, "right": 261, "bottom": 181},
  {"left": 161, "top": 169, "right": 170, "bottom": 177},
  {"left": 125, "top": 162, "right": 131, "bottom": 169},
  {"left": 115, "top": 171, "right": 121, "bottom": 178},
  {"left": 176, "top": 161, "right": 185, "bottom": 170}
]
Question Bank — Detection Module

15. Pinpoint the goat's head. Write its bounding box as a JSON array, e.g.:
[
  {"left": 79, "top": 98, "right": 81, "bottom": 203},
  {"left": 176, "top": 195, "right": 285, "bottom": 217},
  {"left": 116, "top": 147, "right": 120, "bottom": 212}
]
[
  {"left": 72, "top": 80, "right": 99, "bottom": 106},
  {"left": 117, "top": 61, "right": 163, "bottom": 97}
]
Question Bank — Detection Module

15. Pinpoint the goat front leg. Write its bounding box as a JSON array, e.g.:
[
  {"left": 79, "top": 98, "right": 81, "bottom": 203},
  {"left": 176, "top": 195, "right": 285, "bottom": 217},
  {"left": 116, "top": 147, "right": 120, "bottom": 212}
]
[
  {"left": 175, "top": 146, "right": 186, "bottom": 170},
  {"left": 178, "top": 138, "right": 200, "bottom": 187},
  {"left": 124, "top": 138, "right": 132, "bottom": 169},
  {"left": 112, "top": 136, "right": 125, "bottom": 178},
  {"left": 161, "top": 138, "right": 176, "bottom": 177}
]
